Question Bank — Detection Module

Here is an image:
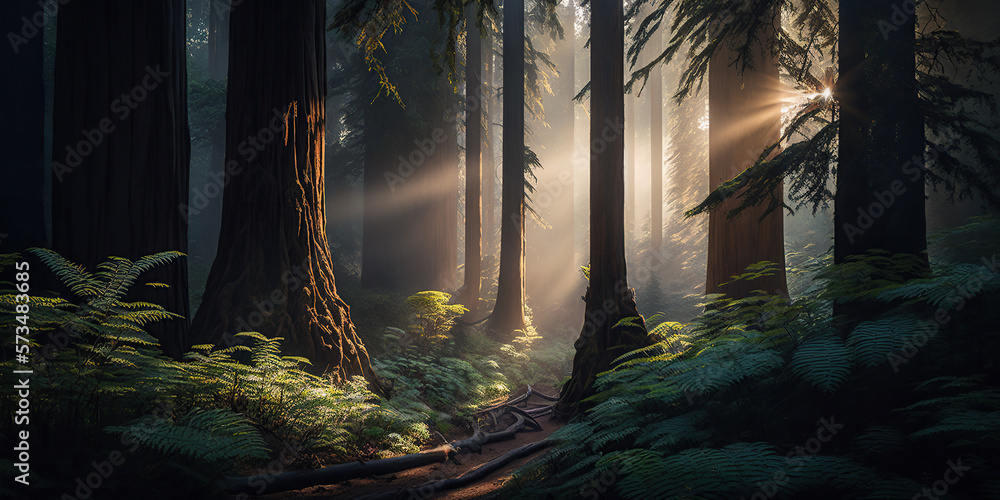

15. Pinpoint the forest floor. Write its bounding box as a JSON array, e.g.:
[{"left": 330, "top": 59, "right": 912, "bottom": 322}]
[{"left": 245, "top": 386, "right": 565, "bottom": 500}]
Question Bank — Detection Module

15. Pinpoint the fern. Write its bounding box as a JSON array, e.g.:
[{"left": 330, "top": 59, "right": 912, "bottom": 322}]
[
  {"left": 789, "top": 332, "right": 852, "bottom": 393},
  {"left": 846, "top": 315, "right": 927, "bottom": 368},
  {"left": 106, "top": 407, "right": 268, "bottom": 463}
]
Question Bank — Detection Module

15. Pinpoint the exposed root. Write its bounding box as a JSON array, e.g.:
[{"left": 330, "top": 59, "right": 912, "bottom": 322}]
[
  {"left": 353, "top": 439, "right": 553, "bottom": 500},
  {"left": 219, "top": 405, "right": 541, "bottom": 496}
]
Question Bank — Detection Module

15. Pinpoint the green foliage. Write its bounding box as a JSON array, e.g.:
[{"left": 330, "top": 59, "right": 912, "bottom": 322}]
[
  {"left": 106, "top": 407, "right": 268, "bottom": 463},
  {"left": 0, "top": 251, "right": 430, "bottom": 497},
  {"left": 403, "top": 291, "right": 468, "bottom": 354},
  {"left": 502, "top": 219, "right": 1000, "bottom": 499}
]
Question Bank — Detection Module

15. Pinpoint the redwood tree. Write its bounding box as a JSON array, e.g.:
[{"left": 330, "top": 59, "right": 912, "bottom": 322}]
[
  {"left": 834, "top": 0, "right": 927, "bottom": 327},
  {"left": 463, "top": 3, "right": 484, "bottom": 316},
  {"left": 50, "top": 0, "right": 190, "bottom": 358},
  {"left": 489, "top": 0, "right": 528, "bottom": 337},
  {"left": 554, "top": 0, "right": 649, "bottom": 419},
  {"left": 190, "top": 0, "right": 382, "bottom": 391},
  {"left": 705, "top": 6, "right": 787, "bottom": 299}
]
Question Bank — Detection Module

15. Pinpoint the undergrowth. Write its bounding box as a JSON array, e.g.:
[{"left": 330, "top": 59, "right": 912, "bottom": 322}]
[
  {"left": 502, "top": 216, "right": 1000, "bottom": 499},
  {"left": 0, "top": 249, "right": 426, "bottom": 499}
]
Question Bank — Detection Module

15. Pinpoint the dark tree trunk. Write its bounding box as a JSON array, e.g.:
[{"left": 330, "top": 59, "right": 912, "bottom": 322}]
[
  {"left": 50, "top": 0, "right": 190, "bottom": 358},
  {"left": 0, "top": 0, "right": 46, "bottom": 253},
  {"left": 554, "top": 0, "right": 649, "bottom": 420},
  {"left": 189, "top": 0, "right": 383, "bottom": 392},
  {"left": 834, "top": 0, "right": 927, "bottom": 325},
  {"left": 463, "top": 5, "right": 483, "bottom": 316},
  {"left": 208, "top": 0, "right": 229, "bottom": 81},
  {"left": 489, "top": 0, "right": 528, "bottom": 337},
  {"left": 706, "top": 7, "right": 787, "bottom": 299}
]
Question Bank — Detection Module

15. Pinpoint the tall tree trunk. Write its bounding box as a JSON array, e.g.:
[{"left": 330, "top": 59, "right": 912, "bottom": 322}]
[
  {"left": 463, "top": 4, "right": 483, "bottom": 316},
  {"left": 208, "top": 0, "right": 229, "bottom": 80},
  {"left": 834, "top": 0, "right": 927, "bottom": 325},
  {"left": 189, "top": 0, "right": 383, "bottom": 393},
  {"left": 649, "top": 31, "right": 663, "bottom": 253},
  {"left": 705, "top": 7, "right": 787, "bottom": 299},
  {"left": 554, "top": 0, "right": 648, "bottom": 420},
  {"left": 50, "top": 0, "right": 190, "bottom": 358},
  {"left": 0, "top": 0, "right": 46, "bottom": 253},
  {"left": 489, "top": 0, "right": 528, "bottom": 337}
]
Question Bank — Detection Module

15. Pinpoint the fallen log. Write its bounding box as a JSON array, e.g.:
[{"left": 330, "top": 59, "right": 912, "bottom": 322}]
[
  {"left": 354, "top": 439, "right": 554, "bottom": 500},
  {"left": 219, "top": 414, "right": 530, "bottom": 495}
]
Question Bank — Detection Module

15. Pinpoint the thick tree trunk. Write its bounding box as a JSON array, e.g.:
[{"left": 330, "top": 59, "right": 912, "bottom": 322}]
[
  {"left": 50, "top": 0, "right": 190, "bottom": 358},
  {"left": 489, "top": 0, "right": 528, "bottom": 337},
  {"left": 706, "top": 8, "right": 787, "bottom": 299},
  {"left": 554, "top": 0, "right": 649, "bottom": 420},
  {"left": 463, "top": 4, "right": 483, "bottom": 316},
  {"left": 834, "top": 0, "right": 927, "bottom": 326},
  {"left": 0, "top": 0, "right": 46, "bottom": 253},
  {"left": 189, "top": 0, "right": 383, "bottom": 392}
]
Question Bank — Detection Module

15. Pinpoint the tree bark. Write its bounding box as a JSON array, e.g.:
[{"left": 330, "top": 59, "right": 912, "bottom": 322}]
[
  {"left": 464, "top": 4, "right": 483, "bottom": 316},
  {"left": 0, "top": 0, "right": 47, "bottom": 254},
  {"left": 554, "top": 0, "right": 649, "bottom": 420},
  {"left": 189, "top": 0, "right": 383, "bottom": 392},
  {"left": 705, "top": 7, "right": 787, "bottom": 299},
  {"left": 489, "top": 0, "right": 528, "bottom": 337},
  {"left": 50, "top": 0, "right": 190, "bottom": 358},
  {"left": 834, "top": 0, "right": 927, "bottom": 326}
]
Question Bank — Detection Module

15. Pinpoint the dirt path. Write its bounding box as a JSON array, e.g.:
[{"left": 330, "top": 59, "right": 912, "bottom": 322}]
[{"left": 247, "top": 388, "right": 564, "bottom": 500}]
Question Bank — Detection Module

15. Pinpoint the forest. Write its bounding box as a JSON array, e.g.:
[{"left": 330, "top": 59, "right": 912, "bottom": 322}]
[{"left": 1, "top": 0, "right": 999, "bottom": 498}]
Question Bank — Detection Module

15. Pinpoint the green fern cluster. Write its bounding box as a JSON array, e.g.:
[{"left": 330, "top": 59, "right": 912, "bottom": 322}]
[
  {"left": 0, "top": 250, "right": 430, "bottom": 498},
  {"left": 188, "top": 331, "right": 430, "bottom": 462},
  {"left": 502, "top": 218, "right": 1000, "bottom": 499}
]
